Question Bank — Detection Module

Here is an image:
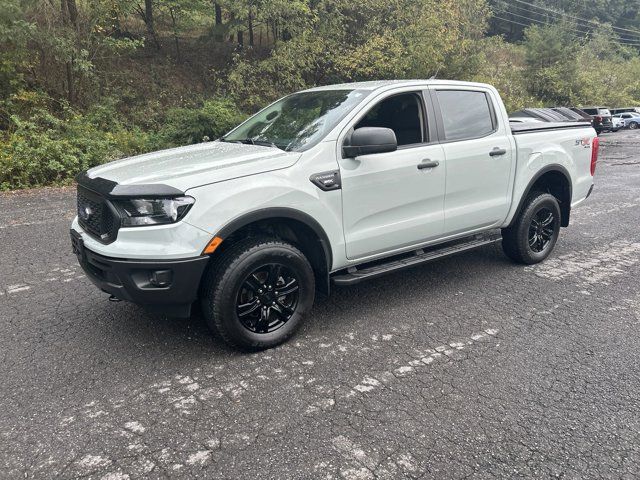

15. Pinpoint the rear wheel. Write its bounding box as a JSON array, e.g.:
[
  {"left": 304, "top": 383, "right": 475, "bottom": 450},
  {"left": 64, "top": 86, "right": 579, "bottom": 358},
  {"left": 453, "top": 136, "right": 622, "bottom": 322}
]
[
  {"left": 501, "top": 192, "right": 561, "bottom": 265},
  {"left": 201, "top": 237, "right": 315, "bottom": 350},
  {"left": 630, "top": 121, "right": 638, "bottom": 130}
]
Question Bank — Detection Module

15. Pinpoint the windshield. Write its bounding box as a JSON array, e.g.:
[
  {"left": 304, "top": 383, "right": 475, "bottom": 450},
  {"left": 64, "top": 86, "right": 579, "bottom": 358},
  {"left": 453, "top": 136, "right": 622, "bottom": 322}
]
[{"left": 222, "top": 89, "right": 370, "bottom": 152}]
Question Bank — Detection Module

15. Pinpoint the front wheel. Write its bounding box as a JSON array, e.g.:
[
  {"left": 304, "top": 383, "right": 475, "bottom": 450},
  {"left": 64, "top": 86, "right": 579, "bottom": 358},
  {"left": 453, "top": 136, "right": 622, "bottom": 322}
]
[
  {"left": 201, "top": 237, "right": 315, "bottom": 350},
  {"left": 501, "top": 192, "right": 561, "bottom": 265}
]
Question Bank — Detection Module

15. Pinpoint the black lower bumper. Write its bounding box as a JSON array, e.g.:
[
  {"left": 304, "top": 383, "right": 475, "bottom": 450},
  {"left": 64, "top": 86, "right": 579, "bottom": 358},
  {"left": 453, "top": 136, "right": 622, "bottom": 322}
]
[{"left": 71, "top": 230, "right": 209, "bottom": 318}]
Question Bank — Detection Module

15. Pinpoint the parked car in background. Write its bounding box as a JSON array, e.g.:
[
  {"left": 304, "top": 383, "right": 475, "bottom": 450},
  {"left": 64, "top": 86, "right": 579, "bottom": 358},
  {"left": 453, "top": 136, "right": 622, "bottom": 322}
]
[
  {"left": 568, "top": 107, "right": 595, "bottom": 123},
  {"left": 580, "top": 107, "right": 613, "bottom": 134},
  {"left": 611, "top": 115, "right": 624, "bottom": 131},
  {"left": 611, "top": 107, "right": 640, "bottom": 115},
  {"left": 613, "top": 112, "right": 640, "bottom": 129}
]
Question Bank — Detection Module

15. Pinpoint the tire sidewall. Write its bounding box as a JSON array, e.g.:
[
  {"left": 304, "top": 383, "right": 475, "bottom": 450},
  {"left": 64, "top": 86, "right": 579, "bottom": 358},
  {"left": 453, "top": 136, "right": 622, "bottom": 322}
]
[
  {"left": 212, "top": 244, "right": 315, "bottom": 349},
  {"left": 516, "top": 194, "right": 561, "bottom": 264},
  {"left": 518, "top": 193, "right": 561, "bottom": 263}
]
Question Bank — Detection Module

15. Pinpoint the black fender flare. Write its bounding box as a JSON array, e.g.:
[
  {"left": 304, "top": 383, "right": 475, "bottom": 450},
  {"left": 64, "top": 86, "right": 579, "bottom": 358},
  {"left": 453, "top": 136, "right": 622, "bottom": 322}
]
[
  {"left": 215, "top": 207, "right": 334, "bottom": 273},
  {"left": 510, "top": 164, "right": 573, "bottom": 228}
]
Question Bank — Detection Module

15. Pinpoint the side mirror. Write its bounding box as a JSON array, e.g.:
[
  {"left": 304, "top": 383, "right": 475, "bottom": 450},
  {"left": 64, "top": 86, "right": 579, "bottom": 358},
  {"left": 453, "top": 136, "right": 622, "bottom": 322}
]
[{"left": 343, "top": 127, "right": 397, "bottom": 158}]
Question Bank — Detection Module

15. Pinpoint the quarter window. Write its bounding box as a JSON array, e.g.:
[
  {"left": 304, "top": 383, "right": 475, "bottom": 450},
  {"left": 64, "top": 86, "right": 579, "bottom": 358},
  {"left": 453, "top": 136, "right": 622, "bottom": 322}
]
[{"left": 436, "top": 90, "right": 495, "bottom": 141}]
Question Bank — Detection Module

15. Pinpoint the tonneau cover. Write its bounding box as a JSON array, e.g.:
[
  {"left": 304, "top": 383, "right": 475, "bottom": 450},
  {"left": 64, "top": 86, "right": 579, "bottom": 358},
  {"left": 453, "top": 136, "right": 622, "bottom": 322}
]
[{"left": 511, "top": 121, "right": 591, "bottom": 134}]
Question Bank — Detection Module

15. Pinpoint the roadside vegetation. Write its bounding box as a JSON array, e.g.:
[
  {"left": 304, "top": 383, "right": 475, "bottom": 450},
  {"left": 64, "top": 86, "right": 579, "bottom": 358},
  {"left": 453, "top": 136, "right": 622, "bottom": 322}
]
[{"left": 1, "top": 0, "right": 639, "bottom": 190}]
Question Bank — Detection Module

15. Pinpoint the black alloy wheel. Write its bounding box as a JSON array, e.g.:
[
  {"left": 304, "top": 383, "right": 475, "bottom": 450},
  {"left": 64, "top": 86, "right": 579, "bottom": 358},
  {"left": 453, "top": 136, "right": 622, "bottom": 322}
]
[
  {"left": 501, "top": 192, "right": 562, "bottom": 264},
  {"left": 236, "top": 263, "right": 299, "bottom": 334},
  {"left": 528, "top": 207, "right": 557, "bottom": 253},
  {"left": 200, "top": 237, "right": 315, "bottom": 350}
]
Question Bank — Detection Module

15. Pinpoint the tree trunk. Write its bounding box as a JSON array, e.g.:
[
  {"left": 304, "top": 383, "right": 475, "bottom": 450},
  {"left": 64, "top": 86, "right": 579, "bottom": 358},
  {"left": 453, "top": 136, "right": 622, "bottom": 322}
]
[
  {"left": 144, "top": 0, "right": 161, "bottom": 49},
  {"left": 169, "top": 7, "right": 181, "bottom": 61},
  {"left": 66, "top": 0, "right": 78, "bottom": 28},
  {"left": 248, "top": 11, "right": 254, "bottom": 47},
  {"left": 214, "top": 2, "right": 223, "bottom": 41},
  {"left": 60, "top": 0, "right": 75, "bottom": 103},
  {"left": 237, "top": 30, "right": 244, "bottom": 47}
]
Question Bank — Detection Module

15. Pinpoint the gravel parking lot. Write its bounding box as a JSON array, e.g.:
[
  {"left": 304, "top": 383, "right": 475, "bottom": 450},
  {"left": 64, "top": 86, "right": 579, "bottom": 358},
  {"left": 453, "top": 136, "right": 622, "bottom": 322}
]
[{"left": 1, "top": 130, "right": 639, "bottom": 479}]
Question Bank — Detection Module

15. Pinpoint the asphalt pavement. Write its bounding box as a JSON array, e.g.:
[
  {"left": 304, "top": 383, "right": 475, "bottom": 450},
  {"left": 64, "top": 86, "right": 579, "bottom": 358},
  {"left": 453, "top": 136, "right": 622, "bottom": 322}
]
[{"left": 1, "top": 130, "right": 639, "bottom": 479}]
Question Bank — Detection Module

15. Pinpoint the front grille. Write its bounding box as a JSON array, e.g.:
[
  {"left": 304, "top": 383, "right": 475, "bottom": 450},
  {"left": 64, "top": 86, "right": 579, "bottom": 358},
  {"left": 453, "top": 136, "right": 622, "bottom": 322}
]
[{"left": 77, "top": 186, "right": 119, "bottom": 243}]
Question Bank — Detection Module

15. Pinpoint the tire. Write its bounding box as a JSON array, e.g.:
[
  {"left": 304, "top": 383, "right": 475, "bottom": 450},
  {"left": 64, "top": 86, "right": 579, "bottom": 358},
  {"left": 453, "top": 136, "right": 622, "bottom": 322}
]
[
  {"left": 630, "top": 121, "right": 638, "bottom": 130},
  {"left": 200, "top": 237, "right": 315, "bottom": 351},
  {"left": 501, "top": 192, "right": 562, "bottom": 265}
]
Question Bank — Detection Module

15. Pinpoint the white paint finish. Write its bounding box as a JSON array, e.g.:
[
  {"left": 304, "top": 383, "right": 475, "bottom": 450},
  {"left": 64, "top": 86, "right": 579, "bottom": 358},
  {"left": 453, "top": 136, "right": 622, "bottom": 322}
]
[
  {"left": 432, "top": 86, "right": 515, "bottom": 234},
  {"left": 69, "top": 79, "right": 595, "bottom": 273},
  {"left": 340, "top": 142, "right": 446, "bottom": 259},
  {"left": 87, "top": 141, "right": 301, "bottom": 191},
  {"left": 72, "top": 216, "right": 212, "bottom": 261},
  {"left": 505, "top": 126, "right": 595, "bottom": 226}
]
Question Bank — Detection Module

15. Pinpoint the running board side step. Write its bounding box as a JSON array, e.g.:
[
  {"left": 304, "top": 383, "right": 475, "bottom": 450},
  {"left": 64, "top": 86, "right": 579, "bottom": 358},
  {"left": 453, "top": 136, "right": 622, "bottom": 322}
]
[{"left": 331, "top": 232, "right": 502, "bottom": 286}]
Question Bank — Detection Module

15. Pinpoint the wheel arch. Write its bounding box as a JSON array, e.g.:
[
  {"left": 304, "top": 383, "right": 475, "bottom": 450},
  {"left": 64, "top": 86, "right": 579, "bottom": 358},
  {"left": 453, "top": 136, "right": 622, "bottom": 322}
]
[
  {"left": 213, "top": 208, "right": 333, "bottom": 295},
  {"left": 510, "top": 165, "right": 573, "bottom": 228}
]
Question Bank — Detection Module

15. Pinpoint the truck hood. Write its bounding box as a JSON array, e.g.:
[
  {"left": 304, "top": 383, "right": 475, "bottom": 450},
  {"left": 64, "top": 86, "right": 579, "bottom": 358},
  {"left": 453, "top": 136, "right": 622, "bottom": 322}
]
[{"left": 86, "top": 141, "right": 301, "bottom": 192}]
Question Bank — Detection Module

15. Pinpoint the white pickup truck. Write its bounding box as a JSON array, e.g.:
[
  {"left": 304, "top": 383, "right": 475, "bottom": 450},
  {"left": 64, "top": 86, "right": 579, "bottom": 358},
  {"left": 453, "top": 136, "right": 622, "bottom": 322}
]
[{"left": 70, "top": 80, "right": 598, "bottom": 350}]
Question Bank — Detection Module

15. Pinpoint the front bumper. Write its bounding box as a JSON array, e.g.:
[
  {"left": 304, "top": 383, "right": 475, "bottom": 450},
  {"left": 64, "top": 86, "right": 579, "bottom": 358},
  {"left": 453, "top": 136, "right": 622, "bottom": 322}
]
[{"left": 71, "top": 230, "right": 209, "bottom": 318}]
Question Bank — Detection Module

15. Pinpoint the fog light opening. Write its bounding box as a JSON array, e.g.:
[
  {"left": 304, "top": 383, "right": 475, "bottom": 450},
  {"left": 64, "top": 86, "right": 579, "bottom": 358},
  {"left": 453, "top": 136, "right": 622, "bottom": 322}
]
[{"left": 149, "top": 269, "right": 173, "bottom": 287}]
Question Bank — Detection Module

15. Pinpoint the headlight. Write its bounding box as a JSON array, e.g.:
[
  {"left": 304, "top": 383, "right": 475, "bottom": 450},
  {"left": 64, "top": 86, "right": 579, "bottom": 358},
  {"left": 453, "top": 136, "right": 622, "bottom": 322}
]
[{"left": 113, "top": 196, "right": 195, "bottom": 227}]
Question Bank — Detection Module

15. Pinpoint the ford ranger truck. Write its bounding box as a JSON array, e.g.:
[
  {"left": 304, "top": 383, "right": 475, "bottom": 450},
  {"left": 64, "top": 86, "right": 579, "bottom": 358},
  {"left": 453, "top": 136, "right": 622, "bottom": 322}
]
[{"left": 70, "top": 80, "right": 598, "bottom": 350}]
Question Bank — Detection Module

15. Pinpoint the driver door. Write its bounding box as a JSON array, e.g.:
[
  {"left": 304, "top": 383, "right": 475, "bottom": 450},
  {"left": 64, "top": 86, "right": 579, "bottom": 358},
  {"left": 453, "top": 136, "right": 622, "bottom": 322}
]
[{"left": 339, "top": 91, "right": 446, "bottom": 260}]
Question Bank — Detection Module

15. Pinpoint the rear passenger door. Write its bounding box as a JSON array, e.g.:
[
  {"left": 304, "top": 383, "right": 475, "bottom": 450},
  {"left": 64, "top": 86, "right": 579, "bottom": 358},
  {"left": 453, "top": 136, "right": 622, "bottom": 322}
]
[{"left": 431, "top": 88, "right": 513, "bottom": 235}]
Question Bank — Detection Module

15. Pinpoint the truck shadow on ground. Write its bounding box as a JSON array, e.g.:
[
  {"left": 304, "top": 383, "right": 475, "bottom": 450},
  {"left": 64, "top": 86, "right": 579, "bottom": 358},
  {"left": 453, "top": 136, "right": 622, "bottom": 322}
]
[{"left": 84, "top": 243, "right": 510, "bottom": 358}]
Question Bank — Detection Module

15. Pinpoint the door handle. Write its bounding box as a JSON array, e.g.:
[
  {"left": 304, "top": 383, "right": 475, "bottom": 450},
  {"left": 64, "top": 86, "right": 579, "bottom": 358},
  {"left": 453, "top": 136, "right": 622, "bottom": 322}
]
[
  {"left": 417, "top": 160, "right": 440, "bottom": 170},
  {"left": 489, "top": 148, "right": 507, "bottom": 157}
]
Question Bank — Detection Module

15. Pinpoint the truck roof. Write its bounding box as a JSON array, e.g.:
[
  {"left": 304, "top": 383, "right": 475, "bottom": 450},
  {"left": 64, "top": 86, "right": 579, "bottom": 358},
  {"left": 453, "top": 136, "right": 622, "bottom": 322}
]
[{"left": 304, "top": 79, "right": 494, "bottom": 92}]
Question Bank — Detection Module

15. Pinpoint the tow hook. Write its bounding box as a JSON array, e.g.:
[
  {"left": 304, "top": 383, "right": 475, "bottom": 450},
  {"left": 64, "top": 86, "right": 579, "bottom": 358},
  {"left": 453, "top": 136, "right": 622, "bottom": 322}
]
[{"left": 108, "top": 295, "right": 121, "bottom": 302}]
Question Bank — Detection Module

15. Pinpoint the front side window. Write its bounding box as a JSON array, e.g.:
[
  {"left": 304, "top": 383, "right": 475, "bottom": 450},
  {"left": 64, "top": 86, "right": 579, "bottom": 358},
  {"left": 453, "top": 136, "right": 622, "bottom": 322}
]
[
  {"left": 436, "top": 90, "right": 495, "bottom": 141},
  {"left": 355, "top": 92, "right": 425, "bottom": 146},
  {"left": 222, "top": 89, "right": 370, "bottom": 152}
]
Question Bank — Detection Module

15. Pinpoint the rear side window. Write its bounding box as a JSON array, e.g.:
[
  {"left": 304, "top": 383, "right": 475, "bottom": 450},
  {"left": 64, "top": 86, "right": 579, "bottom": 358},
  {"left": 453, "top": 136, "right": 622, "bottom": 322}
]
[
  {"left": 599, "top": 109, "right": 611, "bottom": 116},
  {"left": 436, "top": 90, "right": 495, "bottom": 141}
]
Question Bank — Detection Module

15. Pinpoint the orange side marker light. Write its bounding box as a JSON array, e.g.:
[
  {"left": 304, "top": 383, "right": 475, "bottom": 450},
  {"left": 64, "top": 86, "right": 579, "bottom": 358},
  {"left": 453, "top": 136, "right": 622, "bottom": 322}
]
[{"left": 203, "top": 236, "right": 223, "bottom": 254}]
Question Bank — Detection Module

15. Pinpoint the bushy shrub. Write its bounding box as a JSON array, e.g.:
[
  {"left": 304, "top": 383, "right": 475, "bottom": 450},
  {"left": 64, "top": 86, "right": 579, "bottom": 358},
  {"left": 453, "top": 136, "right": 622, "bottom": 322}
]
[
  {"left": 152, "top": 98, "right": 246, "bottom": 148},
  {"left": 0, "top": 92, "right": 247, "bottom": 190},
  {"left": 0, "top": 92, "right": 152, "bottom": 190}
]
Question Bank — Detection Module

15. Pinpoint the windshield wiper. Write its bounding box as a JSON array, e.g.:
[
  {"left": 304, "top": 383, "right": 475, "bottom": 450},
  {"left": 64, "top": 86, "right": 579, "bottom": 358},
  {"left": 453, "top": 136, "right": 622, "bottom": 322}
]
[
  {"left": 251, "top": 139, "right": 283, "bottom": 150},
  {"left": 225, "top": 138, "right": 283, "bottom": 150}
]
